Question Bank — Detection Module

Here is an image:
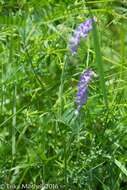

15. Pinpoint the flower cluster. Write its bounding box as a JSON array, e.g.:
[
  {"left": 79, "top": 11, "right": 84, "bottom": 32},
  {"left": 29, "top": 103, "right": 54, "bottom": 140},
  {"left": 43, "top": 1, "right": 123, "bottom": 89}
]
[
  {"left": 69, "top": 17, "right": 95, "bottom": 55},
  {"left": 75, "top": 69, "right": 95, "bottom": 115}
]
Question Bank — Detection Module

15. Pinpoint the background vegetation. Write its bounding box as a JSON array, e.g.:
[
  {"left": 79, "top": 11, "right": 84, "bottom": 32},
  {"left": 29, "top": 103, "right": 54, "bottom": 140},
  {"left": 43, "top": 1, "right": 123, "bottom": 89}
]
[{"left": 0, "top": 0, "right": 127, "bottom": 189}]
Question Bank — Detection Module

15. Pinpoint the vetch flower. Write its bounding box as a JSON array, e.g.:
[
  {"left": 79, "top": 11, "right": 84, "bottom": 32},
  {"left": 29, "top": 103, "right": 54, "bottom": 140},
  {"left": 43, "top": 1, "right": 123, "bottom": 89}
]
[
  {"left": 69, "top": 17, "right": 96, "bottom": 55},
  {"left": 75, "top": 69, "right": 95, "bottom": 115}
]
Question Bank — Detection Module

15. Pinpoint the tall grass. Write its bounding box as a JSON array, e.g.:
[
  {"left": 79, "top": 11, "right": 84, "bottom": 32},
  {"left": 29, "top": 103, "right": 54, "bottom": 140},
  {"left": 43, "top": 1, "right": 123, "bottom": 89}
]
[{"left": 0, "top": 0, "right": 127, "bottom": 189}]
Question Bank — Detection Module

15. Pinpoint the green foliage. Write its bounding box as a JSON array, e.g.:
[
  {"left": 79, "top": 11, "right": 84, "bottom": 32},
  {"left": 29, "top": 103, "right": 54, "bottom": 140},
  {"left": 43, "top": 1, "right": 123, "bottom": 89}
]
[{"left": 0, "top": 0, "right": 127, "bottom": 189}]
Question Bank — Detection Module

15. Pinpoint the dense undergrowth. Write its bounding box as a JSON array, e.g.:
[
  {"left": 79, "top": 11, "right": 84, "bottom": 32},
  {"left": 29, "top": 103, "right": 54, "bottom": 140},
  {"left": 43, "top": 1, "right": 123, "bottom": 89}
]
[{"left": 0, "top": 0, "right": 127, "bottom": 189}]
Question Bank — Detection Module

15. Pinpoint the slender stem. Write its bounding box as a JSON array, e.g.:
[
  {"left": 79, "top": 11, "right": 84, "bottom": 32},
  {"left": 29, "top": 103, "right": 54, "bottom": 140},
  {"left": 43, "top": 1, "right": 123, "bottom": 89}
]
[
  {"left": 12, "top": 82, "right": 17, "bottom": 158},
  {"left": 92, "top": 21, "right": 108, "bottom": 108}
]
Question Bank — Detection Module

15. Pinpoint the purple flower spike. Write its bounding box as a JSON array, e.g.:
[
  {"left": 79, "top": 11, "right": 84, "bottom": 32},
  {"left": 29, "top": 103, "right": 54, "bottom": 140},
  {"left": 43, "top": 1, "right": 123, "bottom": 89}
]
[
  {"left": 69, "top": 17, "right": 96, "bottom": 55},
  {"left": 75, "top": 69, "right": 95, "bottom": 115}
]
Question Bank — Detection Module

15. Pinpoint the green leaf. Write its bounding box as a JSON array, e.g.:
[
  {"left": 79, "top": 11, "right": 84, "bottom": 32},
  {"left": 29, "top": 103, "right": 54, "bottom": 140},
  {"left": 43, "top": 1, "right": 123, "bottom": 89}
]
[{"left": 114, "top": 159, "right": 127, "bottom": 176}]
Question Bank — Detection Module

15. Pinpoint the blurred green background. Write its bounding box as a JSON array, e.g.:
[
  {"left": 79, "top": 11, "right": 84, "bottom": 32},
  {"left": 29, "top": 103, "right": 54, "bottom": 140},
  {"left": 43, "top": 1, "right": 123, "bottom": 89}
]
[{"left": 0, "top": 0, "right": 127, "bottom": 189}]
